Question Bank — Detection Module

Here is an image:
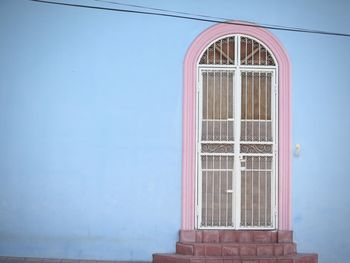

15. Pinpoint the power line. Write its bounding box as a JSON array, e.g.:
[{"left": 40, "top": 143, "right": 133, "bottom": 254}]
[
  {"left": 92, "top": 0, "right": 320, "bottom": 33},
  {"left": 30, "top": 0, "right": 350, "bottom": 38}
]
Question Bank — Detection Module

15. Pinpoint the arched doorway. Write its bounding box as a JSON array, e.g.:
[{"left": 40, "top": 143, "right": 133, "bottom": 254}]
[{"left": 182, "top": 22, "right": 291, "bottom": 231}]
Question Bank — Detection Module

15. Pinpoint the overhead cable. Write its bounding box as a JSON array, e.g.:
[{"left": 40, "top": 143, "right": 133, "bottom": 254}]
[{"left": 30, "top": 0, "right": 350, "bottom": 38}]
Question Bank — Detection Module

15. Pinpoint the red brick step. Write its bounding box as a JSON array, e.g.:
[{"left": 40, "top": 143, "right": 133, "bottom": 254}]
[
  {"left": 152, "top": 230, "right": 317, "bottom": 263},
  {"left": 179, "top": 230, "right": 293, "bottom": 244},
  {"left": 153, "top": 253, "right": 318, "bottom": 263},
  {"left": 176, "top": 242, "right": 297, "bottom": 257}
]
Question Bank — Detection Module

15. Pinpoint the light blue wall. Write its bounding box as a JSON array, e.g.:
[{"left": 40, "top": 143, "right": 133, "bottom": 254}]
[{"left": 0, "top": 0, "right": 349, "bottom": 262}]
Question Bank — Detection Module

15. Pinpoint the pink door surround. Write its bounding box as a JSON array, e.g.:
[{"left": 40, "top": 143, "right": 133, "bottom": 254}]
[{"left": 182, "top": 21, "right": 292, "bottom": 230}]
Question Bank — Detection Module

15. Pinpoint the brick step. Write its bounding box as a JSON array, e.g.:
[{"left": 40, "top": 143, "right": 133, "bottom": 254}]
[
  {"left": 179, "top": 231, "right": 293, "bottom": 244},
  {"left": 153, "top": 253, "right": 318, "bottom": 263},
  {"left": 176, "top": 242, "right": 297, "bottom": 257}
]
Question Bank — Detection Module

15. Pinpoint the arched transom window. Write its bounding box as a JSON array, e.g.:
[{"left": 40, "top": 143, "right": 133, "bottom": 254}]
[
  {"left": 199, "top": 35, "right": 275, "bottom": 66},
  {"left": 196, "top": 35, "right": 278, "bottom": 229}
]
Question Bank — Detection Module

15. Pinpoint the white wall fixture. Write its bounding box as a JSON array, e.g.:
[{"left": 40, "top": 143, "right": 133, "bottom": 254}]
[{"left": 294, "top": 144, "right": 301, "bottom": 157}]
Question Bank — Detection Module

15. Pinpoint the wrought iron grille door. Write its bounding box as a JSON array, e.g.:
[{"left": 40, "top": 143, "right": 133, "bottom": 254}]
[{"left": 196, "top": 35, "right": 277, "bottom": 229}]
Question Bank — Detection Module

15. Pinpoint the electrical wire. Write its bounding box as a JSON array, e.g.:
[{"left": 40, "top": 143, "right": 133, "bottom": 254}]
[
  {"left": 92, "top": 0, "right": 320, "bottom": 33},
  {"left": 30, "top": 0, "right": 350, "bottom": 38}
]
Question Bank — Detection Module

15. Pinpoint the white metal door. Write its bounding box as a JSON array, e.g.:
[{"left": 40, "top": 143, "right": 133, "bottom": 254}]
[{"left": 197, "top": 68, "right": 277, "bottom": 229}]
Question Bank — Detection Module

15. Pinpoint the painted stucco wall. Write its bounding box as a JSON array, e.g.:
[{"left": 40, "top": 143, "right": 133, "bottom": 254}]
[{"left": 0, "top": 0, "right": 349, "bottom": 262}]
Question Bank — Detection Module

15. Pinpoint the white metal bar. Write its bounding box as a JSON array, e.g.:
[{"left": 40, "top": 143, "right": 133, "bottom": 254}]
[
  {"left": 201, "top": 153, "right": 273, "bottom": 157},
  {"left": 259, "top": 72, "right": 261, "bottom": 141},
  {"left": 226, "top": 155, "right": 228, "bottom": 226},
  {"left": 206, "top": 48, "right": 208, "bottom": 64},
  {"left": 227, "top": 37, "right": 229, "bottom": 65},
  {"left": 258, "top": 156, "right": 261, "bottom": 225},
  {"left": 220, "top": 39, "right": 223, "bottom": 65},
  {"left": 251, "top": 72, "right": 254, "bottom": 141},
  {"left": 251, "top": 38, "right": 254, "bottom": 65},
  {"left": 198, "top": 65, "right": 277, "bottom": 70},
  {"left": 272, "top": 70, "right": 278, "bottom": 228},
  {"left": 245, "top": 37, "right": 247, "bottom": 65},
  {"left": 244, "top": 158, "right": 247, "bottom": 226},
  {"left": 219, "top": 156, "right": 222, "bottom": 225},
  {"left": 212, "top": 156, "right": 214, "bottom": 226},
  {"left": 265, "top": 72, "right": 268, "bottom": 141},
  {"left": 213, "top": 42, "right": 215, "bottom": 64},
  {"left": 202, "top": 168, "right": 238, "bottom": 172},
  {"left": 251, "top": 156, "right": 254, "bottom": 226},
  {"left": 197, "top": 70, "right": 203, "bottom": 228},
  {"left": 226, "top": 71, "right": 229, "bottom": 141},
  {"left": 205, "top": 156, "right": 208, "bottom": 226},
  {"left": 206, "top": 71, "right": 209, "bottom": 141},
  {"left": 202, "top": 118, "right": 235, "bottom": 121},
  {"left": 220, "top": 71, "right": 222, "bottom": 140},
  {"left": 213, "top": 71, "right": 216, "bottom": 140},
  {"left": 265, "top": 157, "right": 267, "bottom": 225},
  {"left": 200, "top": 153, "right": 235, "bottom": 156},
  {"left": 245, "top": 72, "right": 248, "bottom": 141},
  {"left": 201, "top": 140, "right": 234, "bottom": 144},
  {"left": 240, "top": 141, "right": 273, "bottom": 144}
]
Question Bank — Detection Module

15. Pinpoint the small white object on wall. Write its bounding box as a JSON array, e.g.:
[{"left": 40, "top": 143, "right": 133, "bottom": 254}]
[{"left": 295, "top": 143, "right": 301, "bottom": 156}]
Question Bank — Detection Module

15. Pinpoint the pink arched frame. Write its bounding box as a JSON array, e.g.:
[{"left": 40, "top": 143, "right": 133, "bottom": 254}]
[{"left": 182, "top": 22, "right": 292, "bottom": 231}]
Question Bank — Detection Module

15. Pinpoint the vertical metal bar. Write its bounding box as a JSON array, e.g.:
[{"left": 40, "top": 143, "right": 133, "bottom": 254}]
[
  {"left": 244, "top": 157, "right": 247, "bottom": 226},
  {"left": 227, "top": 37, "right": 229, "bottom": 65},
  {"left": 258, "top": 156, "right": 261, "bottom": 225},
  {"left": 198, "top": 71, "right": 203, "bottom": 228},
  {"left": 272, "top": 71, "right": 277, "bottom": 228},
  {"left": 259, "top": 72, "right": 261, "bottom": 141},
  {"left": 225, "top": 70, "right": 229, "bottom": 225},
  {"left": 206, "top": 48, "right": 209, "bottom": 64},
  {"left": 234, "top": 36, "right": 240, "bottom": 228},
  {"left": 214, "top": 42, "right": 216, "bottom": 64},
  {"left": 227, "top": 71, "right": 229, "bottom": 141},
  {"left": 231, "top": 37, "right": 238, "bottom": 65},
  {"left": 207, "top": 71, "right": 209, "bottom": 141},
  {"left": 220, "top": 39, "right": 223, "bottom": 65},
  {"left": 251, "top": 39, "right": 254, "bottom": 65},
  {"left": 206, "top": 156, "right": 208, "bottom": 226},
  {"left": 258, "top": 43, "right": 261, "bottom": 65},
  {"left": 226, "top": 155, "right": 228, "bottom": 226},
  {"left": 245, "top": 72, "right": 248, "bottom": 141},
  {"left": 252, "top": 72, "right": 254, "bottom": 141},
  {"left": 245, "top": 37, "right": 247, "bottom": 65},
  {"left": 265, "top": 72, "right": 268, "bottom": 141},
  {"left": 220, "top": 71, "right": 222, "bottom": 141},
  {"left": 219, "top": 156, "right": 222, "bottom": 225},
  {"left": 213, "top": 71, "right": 216, "bottom": 140},
  {"left": 265, "top": 157, "right": 267, "bottom": 226},
  {"left": 219, "top": 70, "right": 222, "bottom": 225},
  {"left": 212, "top": 157, "right": 214, "bottom": 226},
  {"left": 251, "top": 156, "right": 254, "bottom": 226}
]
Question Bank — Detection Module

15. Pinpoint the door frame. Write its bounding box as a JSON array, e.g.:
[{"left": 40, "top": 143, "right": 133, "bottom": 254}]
[
  {"left": 196, "top": 66, "right": 278, "bottom": 230},
  {"left": 182, "top": 21, "right": 291, "bottom": 231}
]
